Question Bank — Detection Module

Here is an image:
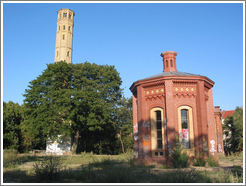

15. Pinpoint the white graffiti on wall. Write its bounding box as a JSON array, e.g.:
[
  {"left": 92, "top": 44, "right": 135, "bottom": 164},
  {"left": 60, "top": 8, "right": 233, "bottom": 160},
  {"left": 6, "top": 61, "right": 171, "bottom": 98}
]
[
  {"left": 168, "top": 145, "right": 174, "bottom": 156},
  {"left": 218, "top": 144, "right": 222, "bottom": 153},
  {"left": 143, "top": 135, "right": 150, "bottom": 141},
  {"left": 210, "top": 140, "right": 216, "bottom": 156},
  {"left": 203, "top": 140, "right": 208, "bottom": 151},
  {"left": 133, "top": 122, "right": 138, "bottom": 141},
  {"left": 134, "top": 151, "right": 138, "bottom": 158},
  {"left": 143, "top": 145, "right": 150, "bottom": 159},
  {"left": 142, "top": 121, "right": 150, "bottom": 129}
]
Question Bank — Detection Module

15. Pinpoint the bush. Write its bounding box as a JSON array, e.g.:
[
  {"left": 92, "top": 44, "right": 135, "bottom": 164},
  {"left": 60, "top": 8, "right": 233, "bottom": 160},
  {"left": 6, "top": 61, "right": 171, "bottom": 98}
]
[
  {"left": 170, "top": 143, "right": 189, "bottom": 168},
  {"left": 33, "top": 156, "right": 63, "bottom": 182},
  {"left": 193, "top": 152, "right": 206, "bottom": 167},
  {"left": 206, "top": 156, "right": 219, "bottom": 167}
]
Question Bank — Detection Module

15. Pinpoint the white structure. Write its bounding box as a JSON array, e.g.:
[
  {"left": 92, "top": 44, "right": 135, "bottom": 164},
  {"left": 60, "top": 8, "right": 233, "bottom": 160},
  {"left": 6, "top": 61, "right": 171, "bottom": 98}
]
[
  {"left": 46, "top": 135, "right": 71, "bottom": 155},
  {"left": 54, "top": 9, "right": 75, "bottom": 64}
]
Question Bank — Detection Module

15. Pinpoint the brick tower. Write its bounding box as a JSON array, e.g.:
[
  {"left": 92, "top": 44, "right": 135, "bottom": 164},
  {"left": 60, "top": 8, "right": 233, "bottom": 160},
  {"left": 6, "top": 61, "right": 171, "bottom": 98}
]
[
  {"left": 54, "top": 9, "right": 75, "bottom": 64},
  {"left": 130, "top": 51, "right": 224, "bottom": 166}
]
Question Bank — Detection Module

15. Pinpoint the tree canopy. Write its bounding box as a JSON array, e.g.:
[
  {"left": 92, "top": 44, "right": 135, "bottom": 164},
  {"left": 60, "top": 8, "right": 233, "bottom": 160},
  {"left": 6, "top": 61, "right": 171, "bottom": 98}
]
[
  {"left": 21, "top": 61, "right": 124, "bottom": 154},
  {"left": 223, "top": 106, "right": 243, "bottom": 154},
  {"left": 3, "top": 101, "right": 23, "bottom": 151}
]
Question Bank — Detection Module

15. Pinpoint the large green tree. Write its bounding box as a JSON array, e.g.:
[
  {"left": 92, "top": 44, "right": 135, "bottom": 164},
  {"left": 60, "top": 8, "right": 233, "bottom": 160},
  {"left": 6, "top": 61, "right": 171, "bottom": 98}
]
[
  {"left": 3, "top": 101, "right": 23, "bottom": 151},
  {"left": 22, "top": 61, "right": 122, "bottom": 154},
  {"left": 114, "top": 97, "right": 133, "bottom": 154},
  {"left": 223, "top": 106, "right": 243, "bottom": 154}
]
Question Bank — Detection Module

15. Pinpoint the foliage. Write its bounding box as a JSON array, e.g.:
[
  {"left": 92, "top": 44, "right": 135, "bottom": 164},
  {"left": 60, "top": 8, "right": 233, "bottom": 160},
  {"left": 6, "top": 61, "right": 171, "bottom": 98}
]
[
  {"left": 3, "top": 101, "right": 24, "bottom": 151},
  {"left": 114, "top": 97, "right": 133, "bottom": 154},
  {"left": 22, "top": 61, "right": 123, "bottom": 154},
  {"left": 33, "top": 156, "right": 63, "bottom": 182},
  {"left": 206, "top": 156, "right": 219, "bottom": 167},
  {"left": 223, "top": 106, "right": 243, "bottom": 154},
  {"left": 22, "top": 61, "right": 73, "bottom": 150},
  {"left": 192, "top": 151, "right": 206, "bottom": 166},
  {"left": 170, "top": 143, "right": 189, "bottom": 168}
]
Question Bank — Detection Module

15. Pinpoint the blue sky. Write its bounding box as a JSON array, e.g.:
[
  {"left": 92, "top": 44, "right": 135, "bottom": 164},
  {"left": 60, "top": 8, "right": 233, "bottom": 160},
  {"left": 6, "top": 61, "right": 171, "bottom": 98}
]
[{"left": 2, "top": 2, "right": 244, "bottom": 111}]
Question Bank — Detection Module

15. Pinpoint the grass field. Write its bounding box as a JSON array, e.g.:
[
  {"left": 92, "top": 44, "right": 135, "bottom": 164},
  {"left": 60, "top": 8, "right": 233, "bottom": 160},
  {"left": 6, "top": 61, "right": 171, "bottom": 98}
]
[{"left": 2, "top": 150, "right": 244, "bottom": 183}]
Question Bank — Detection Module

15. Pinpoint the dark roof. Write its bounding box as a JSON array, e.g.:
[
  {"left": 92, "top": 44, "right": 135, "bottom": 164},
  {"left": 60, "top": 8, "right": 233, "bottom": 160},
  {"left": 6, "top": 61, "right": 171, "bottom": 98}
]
[{"left": 138, "top": 71, "right": 202, "bottom": 81}]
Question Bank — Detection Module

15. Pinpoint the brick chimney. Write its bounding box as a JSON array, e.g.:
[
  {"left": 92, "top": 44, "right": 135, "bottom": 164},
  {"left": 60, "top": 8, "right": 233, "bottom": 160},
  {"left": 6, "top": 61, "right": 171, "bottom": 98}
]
[{"left": 161, "top": 51, "right": 178, "bottom": 72}]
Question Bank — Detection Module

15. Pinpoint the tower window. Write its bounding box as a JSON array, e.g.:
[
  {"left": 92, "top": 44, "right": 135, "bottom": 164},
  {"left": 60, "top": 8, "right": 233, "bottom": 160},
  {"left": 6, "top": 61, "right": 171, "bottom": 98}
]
[
  {"left": 166, "top": 60, "right": 168, "bottom": 68},
  {"left": 63, "top": 13, "right": 67, "bottom": 17},
  {"left": 67, "top": 51, "right": 69, "bottom": 57},
  {"left": 62, "top": 34, "right": 65, "bottom": 40},
  {"left": 69, "top": 13, "right": 71, "bottom": 19},
  {"left": 63, "top": 25, "right": 65, "bottom": 30},
  {"left": 58, "top": 25, "right": 60, "bottom": 30},
  {"left": 68, "top": 26, "right": 70, "bottom": 31},
  {"left": 170, "top": 60, "right": 173, "bottom": 67}
]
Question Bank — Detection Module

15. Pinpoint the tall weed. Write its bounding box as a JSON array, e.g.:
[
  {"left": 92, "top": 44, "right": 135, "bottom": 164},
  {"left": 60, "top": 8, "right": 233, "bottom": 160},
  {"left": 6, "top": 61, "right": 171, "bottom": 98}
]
[
  {"left": 170, "top": 144, "right": 189, "bottom": 168},
  {"left": 33, "top": 156, "right": 63, "bottom": 182}
]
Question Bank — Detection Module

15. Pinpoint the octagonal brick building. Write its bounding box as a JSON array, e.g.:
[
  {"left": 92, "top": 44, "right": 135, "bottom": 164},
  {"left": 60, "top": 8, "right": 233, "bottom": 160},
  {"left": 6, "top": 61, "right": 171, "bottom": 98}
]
[{"left": 130, "top": 51, "right": 224, "bottom": 166}]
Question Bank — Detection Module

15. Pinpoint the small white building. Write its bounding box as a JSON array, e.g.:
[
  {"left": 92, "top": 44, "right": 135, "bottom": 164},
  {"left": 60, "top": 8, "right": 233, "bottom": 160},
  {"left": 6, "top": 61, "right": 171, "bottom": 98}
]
[{"left": 46, "top": 135, "right": 71, "bottom": 155}]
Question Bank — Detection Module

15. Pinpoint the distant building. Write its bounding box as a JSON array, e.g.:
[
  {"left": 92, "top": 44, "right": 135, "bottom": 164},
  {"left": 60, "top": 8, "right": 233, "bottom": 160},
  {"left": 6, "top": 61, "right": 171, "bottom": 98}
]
[
  {"left": 130, "top": 51, "right": 224, "bottom": 166},
  {"left": 54, "top": 8, "right": 75, "bottom": 64}
]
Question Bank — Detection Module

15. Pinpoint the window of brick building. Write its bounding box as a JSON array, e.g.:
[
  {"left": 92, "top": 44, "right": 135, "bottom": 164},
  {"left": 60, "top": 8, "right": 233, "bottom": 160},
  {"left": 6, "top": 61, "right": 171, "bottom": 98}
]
[
  {"left": 151, "top": 107, "right": 165, "bottom": 157},
  {"left": 178, "top": 106, "right": 194, "bottom": 150}
]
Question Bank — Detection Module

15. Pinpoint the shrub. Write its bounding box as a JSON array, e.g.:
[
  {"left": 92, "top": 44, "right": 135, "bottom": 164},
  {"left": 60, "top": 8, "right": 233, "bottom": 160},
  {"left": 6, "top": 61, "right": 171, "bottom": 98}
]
[
  {"left": 206, "top": 156, "right": 219, "bottom": 167},
  {"left": 193, "top": 152, "right": 206, "bottom": 167},
  {"left": 170, "top": 143, "right": 189, "bottom": 168},
  {"left": 33, "top": 156, "right": 63, "bottom": 182}
]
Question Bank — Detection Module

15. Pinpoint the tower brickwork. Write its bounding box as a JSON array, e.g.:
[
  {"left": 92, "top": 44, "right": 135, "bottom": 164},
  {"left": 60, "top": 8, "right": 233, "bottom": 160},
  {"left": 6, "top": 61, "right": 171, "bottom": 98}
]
[{"left": 55, "top": 9, "right": 75, "bottom": 64}]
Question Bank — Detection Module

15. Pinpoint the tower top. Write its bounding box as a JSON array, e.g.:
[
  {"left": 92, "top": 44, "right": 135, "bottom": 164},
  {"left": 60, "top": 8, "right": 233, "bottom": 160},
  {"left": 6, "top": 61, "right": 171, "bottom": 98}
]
[
  {"left": 161, "top": 51, "right": 178, "bottom": 72},
  {"left": 57, "top": 9, "right": 75, "bottom": 21}
]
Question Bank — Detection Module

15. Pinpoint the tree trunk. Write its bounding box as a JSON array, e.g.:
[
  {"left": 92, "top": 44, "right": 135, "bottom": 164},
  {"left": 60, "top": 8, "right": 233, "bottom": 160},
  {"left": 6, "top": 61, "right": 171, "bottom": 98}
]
[{"left": 119, "top": 129, "right": 125, "bottom": 154}]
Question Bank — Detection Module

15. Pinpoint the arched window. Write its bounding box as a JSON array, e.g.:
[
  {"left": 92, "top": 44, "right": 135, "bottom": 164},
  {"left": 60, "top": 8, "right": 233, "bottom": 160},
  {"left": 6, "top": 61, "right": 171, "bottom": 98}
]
[
  {"left": 62, "top": 34, "right": 65, "bottom": 40},
  {"left": 178, "top": 106, "right": 194, "bottom": 150},
  {"left": 67, "top": 51, "right": 69, "bottom": 57},
  {"left": 170, "top": 59, "right": 173, "bottom": 67},
  {"left": 63, "top": 25, "right": 65, "bottom": 30},
  {"left": 63, "top": 13, "right": 67, "bottom": 17},
  {"left": 166, "top": 60, "right": 168, "bottom": 68},
  {"left": 69, "top": 13, "right": 72, "bottom": 19},
  {"left": 68, "top": 26, "right": 70, "bottom": 31},
  {"left": 150, "top": 107, "right": 164, "bottom": 157}
]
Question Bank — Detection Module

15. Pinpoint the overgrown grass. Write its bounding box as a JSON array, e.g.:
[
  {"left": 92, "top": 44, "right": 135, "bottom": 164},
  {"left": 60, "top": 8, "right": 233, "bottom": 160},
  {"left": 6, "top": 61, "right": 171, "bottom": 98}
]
[{"left": 3, "top": 151, "right": 243, "bottom": 183}]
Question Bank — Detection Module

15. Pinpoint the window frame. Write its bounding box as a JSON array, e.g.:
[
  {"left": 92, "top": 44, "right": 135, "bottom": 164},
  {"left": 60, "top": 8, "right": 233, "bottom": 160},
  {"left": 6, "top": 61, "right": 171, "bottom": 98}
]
[
  {"left": 150, "top": 107, "right": 165, "bottom": 157},
  {"left": 178, "top": 106, "right": 194, "bottom": 151}
]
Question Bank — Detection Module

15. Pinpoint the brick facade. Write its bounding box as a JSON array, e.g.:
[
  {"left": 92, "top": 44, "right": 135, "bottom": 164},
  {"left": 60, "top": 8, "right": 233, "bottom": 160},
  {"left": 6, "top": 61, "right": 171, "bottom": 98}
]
[{"left": 130, "top": 51, "right": 224, "bottom": 166}]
